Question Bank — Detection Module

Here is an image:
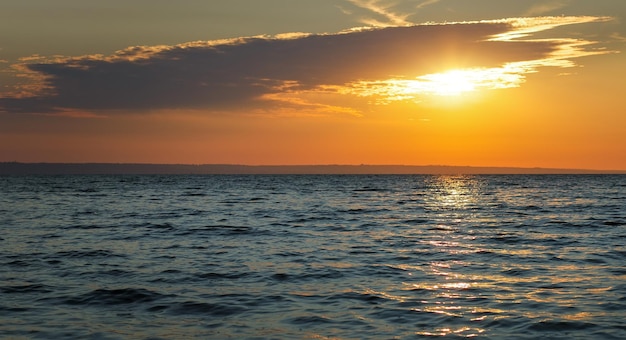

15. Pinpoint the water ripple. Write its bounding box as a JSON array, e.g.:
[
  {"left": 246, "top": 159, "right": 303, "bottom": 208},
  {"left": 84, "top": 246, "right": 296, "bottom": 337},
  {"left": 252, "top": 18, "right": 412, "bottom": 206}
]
[{"left": 0, "top": 174, "right": 624, "bottom": 339}]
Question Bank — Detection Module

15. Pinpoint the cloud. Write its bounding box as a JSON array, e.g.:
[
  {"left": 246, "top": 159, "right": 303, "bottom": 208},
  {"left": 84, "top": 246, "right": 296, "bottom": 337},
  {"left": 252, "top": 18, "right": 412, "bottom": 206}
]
[
  {"left": 345, "top": 0, "right": 442, "bottom": 26},
  {"left": 346, "top": 0, "right": 412, "bottom": 26},
  {"left": 415, "top": 0, "right": 441, "bottom": 10},
  {"left": 610, "top": 32, "right": 626, "bottom": 42},
  {"left": 0, "top": 16, "right": 612, "bottom": 115},
  {"left": 524, "top": 1, "right": 569, "bottom": 16}
]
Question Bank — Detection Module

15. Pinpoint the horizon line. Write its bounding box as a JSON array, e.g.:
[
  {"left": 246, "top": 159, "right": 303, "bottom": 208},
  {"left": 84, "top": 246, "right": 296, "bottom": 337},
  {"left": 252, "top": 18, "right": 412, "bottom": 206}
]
[{"left": 1, "top": 162, "right": 625, "bottom": 175}]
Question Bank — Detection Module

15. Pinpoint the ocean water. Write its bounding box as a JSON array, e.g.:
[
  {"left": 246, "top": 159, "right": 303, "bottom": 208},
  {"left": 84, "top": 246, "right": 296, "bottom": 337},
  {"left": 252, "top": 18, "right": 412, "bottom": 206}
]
[{"left": 0, "top": 174, "right": 624, "bottom": 339}]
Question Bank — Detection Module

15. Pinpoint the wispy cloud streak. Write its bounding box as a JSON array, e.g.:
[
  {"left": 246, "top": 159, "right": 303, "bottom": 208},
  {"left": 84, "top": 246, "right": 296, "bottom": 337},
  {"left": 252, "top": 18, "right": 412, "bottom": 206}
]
[
  {"left": 416, "top": 0, "right": 441, "bottom": 10},
  {"left": 524, "top": 1, "right": 570, "bottom": 16},
  {"left": 346, "top": 0, "right": 412, "bottom": 26}
]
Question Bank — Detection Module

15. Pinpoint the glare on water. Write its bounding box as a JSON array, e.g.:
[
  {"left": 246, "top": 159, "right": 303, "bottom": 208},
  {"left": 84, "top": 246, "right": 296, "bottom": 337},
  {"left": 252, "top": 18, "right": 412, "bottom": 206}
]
[{"left": 0, "top": 175, "right": 624, "bottom": 339}]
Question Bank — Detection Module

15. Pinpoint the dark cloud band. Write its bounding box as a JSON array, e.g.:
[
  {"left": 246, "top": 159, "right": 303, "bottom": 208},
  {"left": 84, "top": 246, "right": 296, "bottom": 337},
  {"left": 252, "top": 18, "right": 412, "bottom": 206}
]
[{"left": 0, "top": 17, "right": 609, "bottom": 114}]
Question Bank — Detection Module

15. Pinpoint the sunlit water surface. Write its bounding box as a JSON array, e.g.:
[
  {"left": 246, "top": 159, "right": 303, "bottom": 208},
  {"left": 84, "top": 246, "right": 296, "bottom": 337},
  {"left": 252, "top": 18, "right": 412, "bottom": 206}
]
[{"left": 1, "top": 175, "right": 625, "bottom": 339}]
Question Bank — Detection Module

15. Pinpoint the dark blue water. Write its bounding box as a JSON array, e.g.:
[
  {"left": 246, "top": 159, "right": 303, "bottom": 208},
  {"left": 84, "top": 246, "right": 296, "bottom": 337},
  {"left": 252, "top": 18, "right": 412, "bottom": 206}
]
[{"left": 1, "top": 175, "right": 625, "bottom": 339}]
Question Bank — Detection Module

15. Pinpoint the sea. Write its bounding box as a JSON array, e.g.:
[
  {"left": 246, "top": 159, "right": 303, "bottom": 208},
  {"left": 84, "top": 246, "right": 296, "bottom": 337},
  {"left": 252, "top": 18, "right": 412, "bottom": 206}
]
[{"left": 0, "top": 174, "right": 624, "bottom": 339}]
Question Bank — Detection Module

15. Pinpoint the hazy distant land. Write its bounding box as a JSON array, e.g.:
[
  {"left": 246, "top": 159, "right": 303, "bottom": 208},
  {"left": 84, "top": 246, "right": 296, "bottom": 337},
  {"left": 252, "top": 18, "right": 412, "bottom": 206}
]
[{"left": 1, "top": 163, "right": 624, "bottom": 175}]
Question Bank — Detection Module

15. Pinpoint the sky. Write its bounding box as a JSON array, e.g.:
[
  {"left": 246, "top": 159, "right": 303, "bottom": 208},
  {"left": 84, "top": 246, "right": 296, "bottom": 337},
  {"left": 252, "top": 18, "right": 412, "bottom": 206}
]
[{"left": 1, "top": 0, "right": 625, "bottom": 169}]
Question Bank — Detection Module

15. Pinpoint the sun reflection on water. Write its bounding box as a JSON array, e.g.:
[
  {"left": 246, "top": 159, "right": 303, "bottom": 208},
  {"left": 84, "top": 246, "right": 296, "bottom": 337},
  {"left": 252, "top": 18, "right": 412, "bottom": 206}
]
[
  {"left": 416, "top": 326, "right": 485, "bottom": 338},
  {"left": 397, "top": 176, "right": 492, "bottom": 337},
  {"left": 428, "top": 175, "right": 485, "bottom": 208},
  {"left": 388, "top": 175, "right": 618, "bottom": 338}
]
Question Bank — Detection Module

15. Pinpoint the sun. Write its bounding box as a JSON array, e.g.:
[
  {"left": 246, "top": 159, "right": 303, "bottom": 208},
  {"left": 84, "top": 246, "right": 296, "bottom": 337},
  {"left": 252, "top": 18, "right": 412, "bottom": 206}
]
[
  {"left": 369, "top": 68, "right": 487, "bottom": 102},
  {"left": 337, "top": 64, "right": 530, "bottom": 105},
  {"left": 416, "top": 69, "right": 479, "bottom": 96}
]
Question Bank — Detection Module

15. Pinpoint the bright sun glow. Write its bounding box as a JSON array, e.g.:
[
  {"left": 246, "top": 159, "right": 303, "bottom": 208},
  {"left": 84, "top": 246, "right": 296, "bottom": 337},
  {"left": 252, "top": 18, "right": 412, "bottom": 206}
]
[
  {"left": 396, "top": 66, "right": 527, "bottom": 97},
  {"left": 416, "top": 69, "right": 480, "bottom": 96},
  {"left": 339, "top": 64, "right": 533, "bottom": 104}
]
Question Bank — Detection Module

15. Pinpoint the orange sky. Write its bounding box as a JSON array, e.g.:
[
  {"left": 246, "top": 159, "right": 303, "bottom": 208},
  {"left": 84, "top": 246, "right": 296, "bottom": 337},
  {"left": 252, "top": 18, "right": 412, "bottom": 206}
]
[{"left": 1, "top": 1, "right": 625, "bottom": 170}]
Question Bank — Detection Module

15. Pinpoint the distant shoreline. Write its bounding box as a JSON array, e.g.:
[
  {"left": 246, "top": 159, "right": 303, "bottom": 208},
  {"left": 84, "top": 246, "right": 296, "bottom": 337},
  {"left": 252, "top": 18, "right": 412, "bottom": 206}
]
[{"left": 1, "top": 162, "right": 624, "bottom": 175}]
